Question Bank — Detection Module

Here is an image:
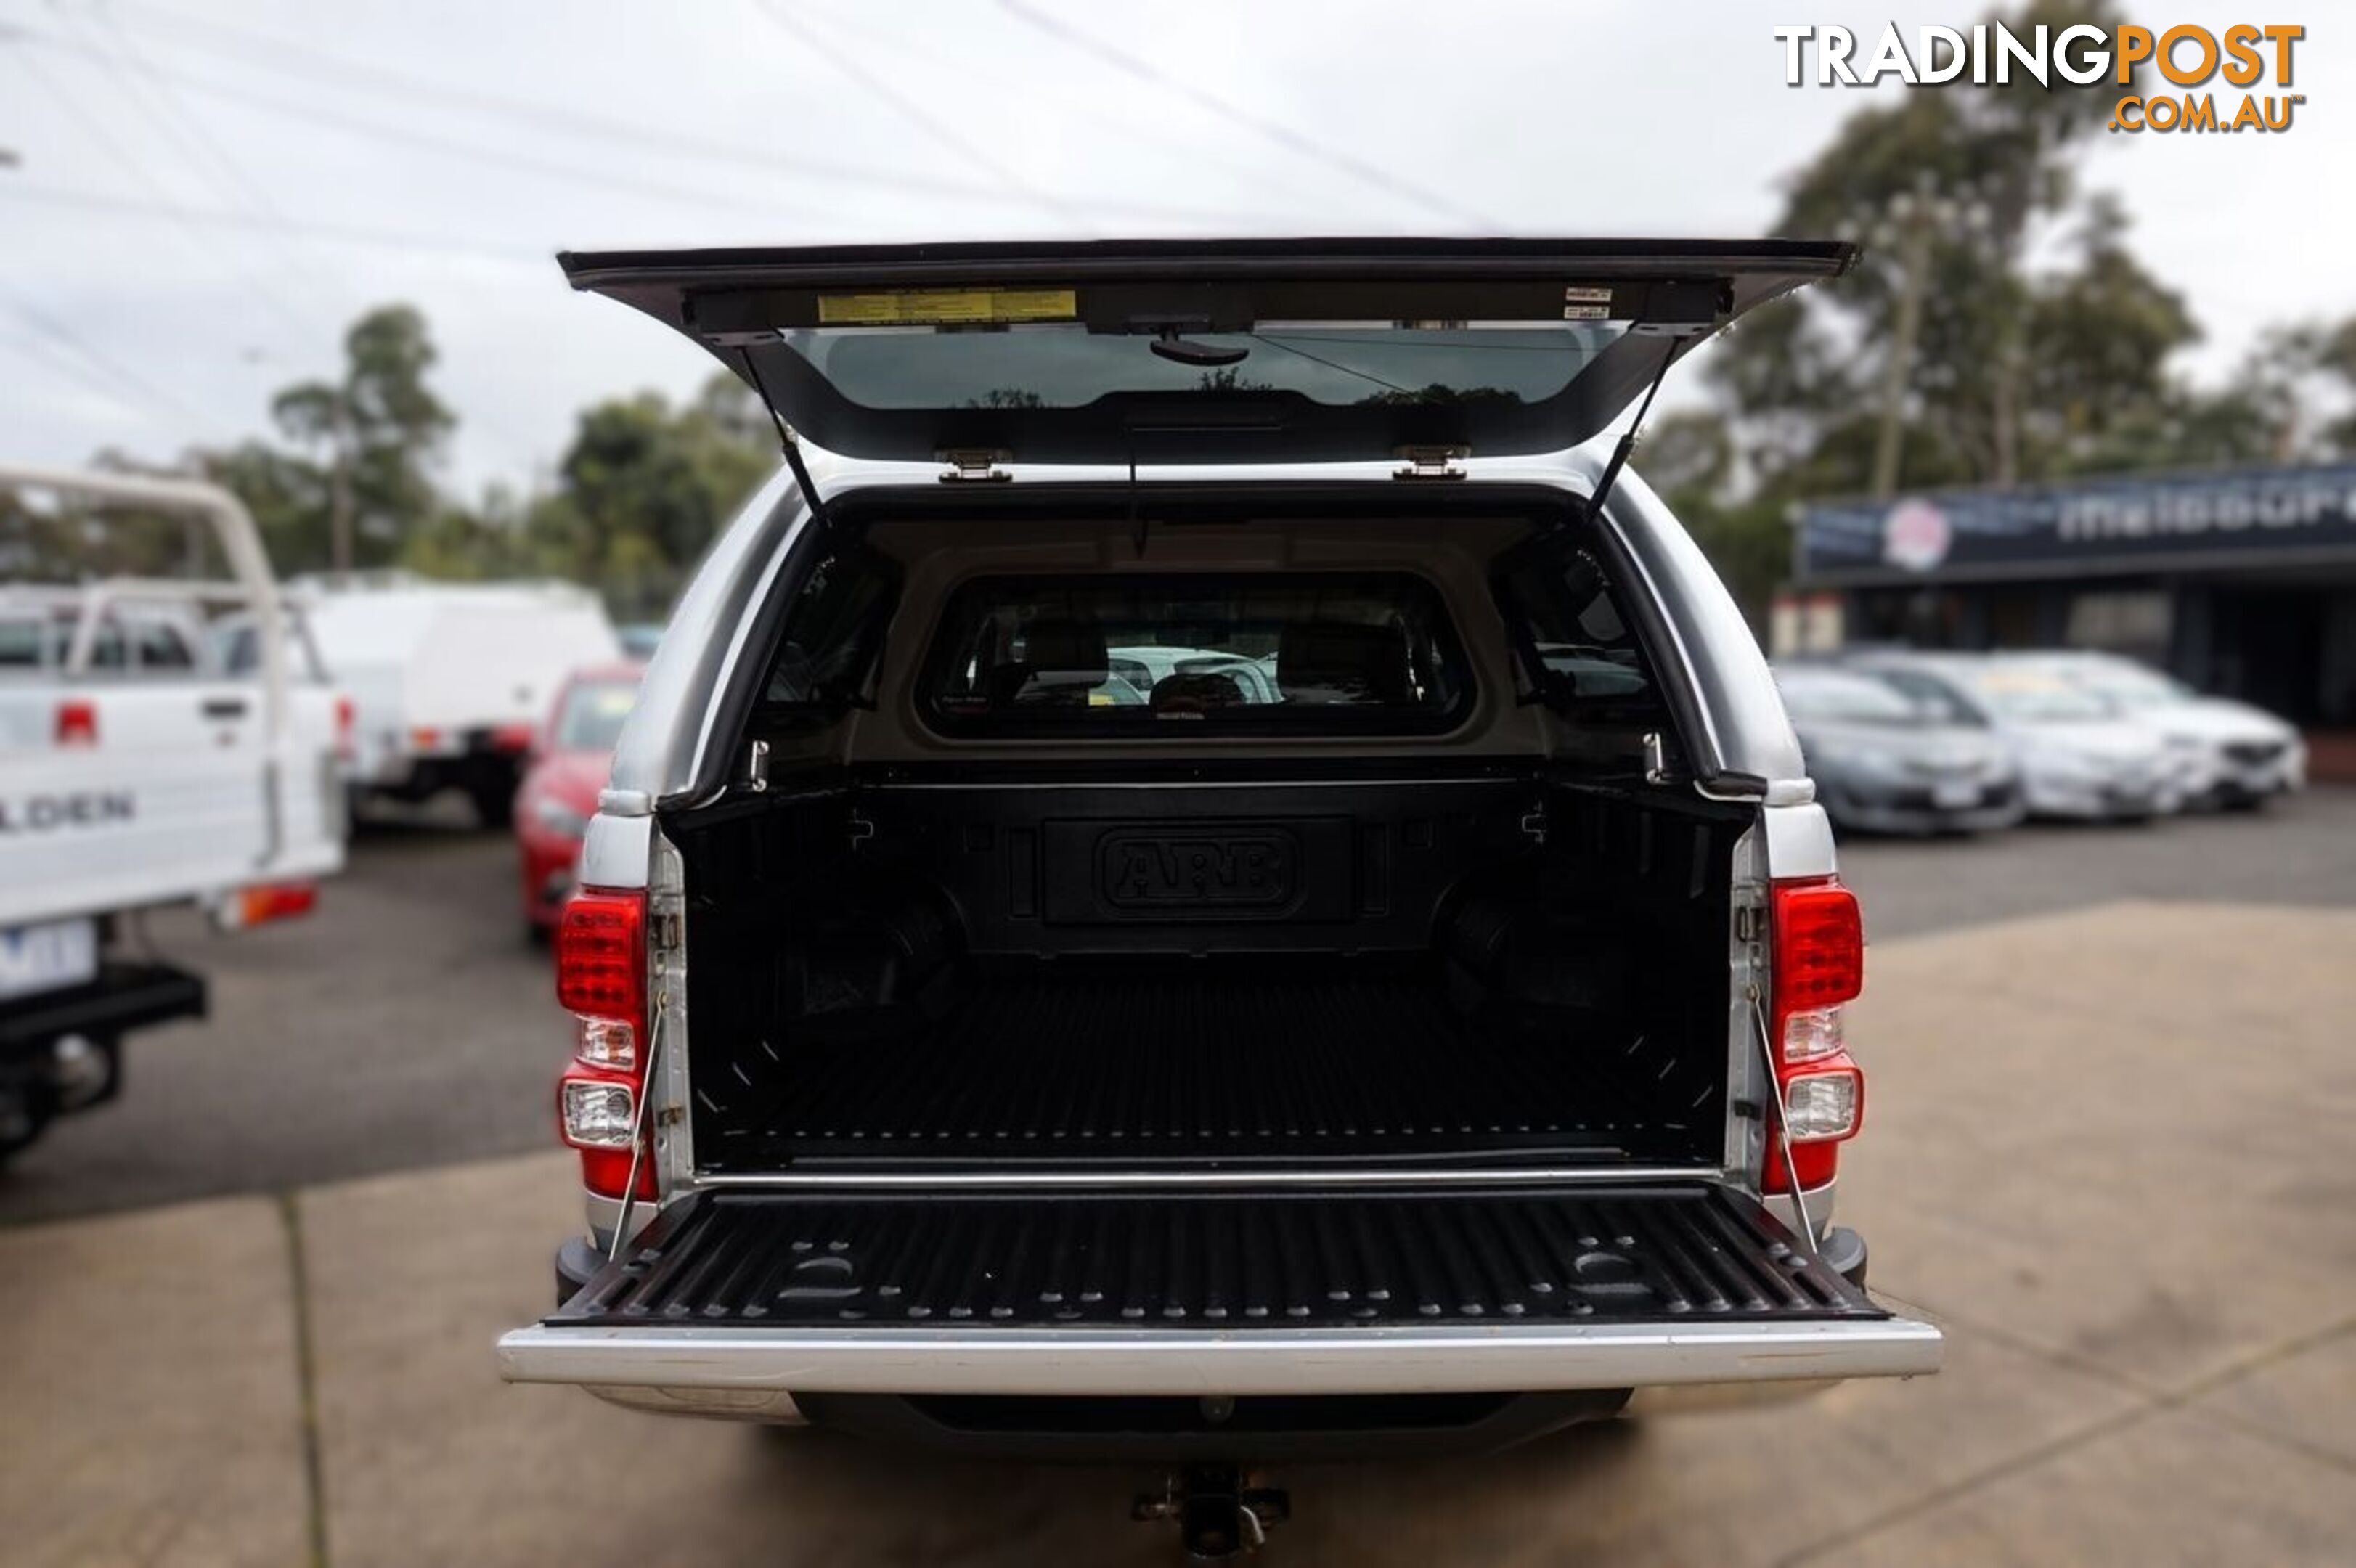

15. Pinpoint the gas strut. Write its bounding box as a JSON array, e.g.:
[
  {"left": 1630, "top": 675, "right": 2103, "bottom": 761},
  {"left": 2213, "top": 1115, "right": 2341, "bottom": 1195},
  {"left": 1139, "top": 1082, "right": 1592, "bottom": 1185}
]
[
  {"left": 1581, "top": 343, "right": 1679, "bottom": 527},
  {"left": 740, "top": 347, "right": 832, "bottom": 532}
]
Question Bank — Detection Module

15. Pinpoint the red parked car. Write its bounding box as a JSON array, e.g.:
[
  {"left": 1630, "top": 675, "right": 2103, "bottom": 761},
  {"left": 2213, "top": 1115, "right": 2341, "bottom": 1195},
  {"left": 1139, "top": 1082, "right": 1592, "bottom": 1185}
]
[{"left": 515, "top": 663, "right": 644, "bottom": 939}]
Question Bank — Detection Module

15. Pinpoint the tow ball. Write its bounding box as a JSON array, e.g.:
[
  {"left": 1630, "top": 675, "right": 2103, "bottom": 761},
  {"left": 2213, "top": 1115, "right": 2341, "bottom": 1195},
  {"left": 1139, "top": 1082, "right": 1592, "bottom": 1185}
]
[{"left": 1133, "top": 1464, "right": 1291, "bottom": 1559}]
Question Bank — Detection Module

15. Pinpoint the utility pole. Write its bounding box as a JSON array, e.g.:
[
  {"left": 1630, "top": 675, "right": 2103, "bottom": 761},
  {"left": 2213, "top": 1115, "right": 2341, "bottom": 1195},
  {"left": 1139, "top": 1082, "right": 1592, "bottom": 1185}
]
[
  {"left": 328, "top": 391, "right": 355, "bottom": 579},
  {"left": 1856, "top": 175, "right": 1991, "bottom": 501},
  {"left": 1870, "top": 200, "right": 1936, "bottom": 502}
]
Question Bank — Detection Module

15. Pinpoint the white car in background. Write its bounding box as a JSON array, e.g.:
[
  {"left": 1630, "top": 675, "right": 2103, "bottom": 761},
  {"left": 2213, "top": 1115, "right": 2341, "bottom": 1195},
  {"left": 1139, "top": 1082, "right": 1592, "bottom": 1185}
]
[
  {"left": 2015, "top": 651, "right": 2304, "bottom": 810},
  {"left": 274, "top": 574, "right": 622, "bottom": 827},
  {"left": 1847, "top": 653, "right": 2178, "bottom": 822},
  {"left": 1107, "top": 644, "right": 1281, "bottom": 706}
]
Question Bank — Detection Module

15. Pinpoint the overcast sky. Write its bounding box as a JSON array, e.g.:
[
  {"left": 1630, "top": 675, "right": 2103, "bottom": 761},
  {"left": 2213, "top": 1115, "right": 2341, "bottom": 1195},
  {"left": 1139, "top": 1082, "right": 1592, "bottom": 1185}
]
[{"left": 1, "top": 0, "right": 2345, "bottom": 496}]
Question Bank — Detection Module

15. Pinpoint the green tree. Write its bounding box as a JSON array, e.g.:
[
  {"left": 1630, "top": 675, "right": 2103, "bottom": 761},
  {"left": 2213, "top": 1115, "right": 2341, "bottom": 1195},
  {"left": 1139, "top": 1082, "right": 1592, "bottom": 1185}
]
[
  {"left": 531, "top": 373, "right": 774, "bottom": 616},
  {"left": 1711, "top": 0, "right": 2151, "bottom": 493},
  {"left": 2318, "top": 318, "right": 2356, "bottom": 454},
  {"left": 268, "top": 304, "right": 455, "bottom": 573},
  {"left": 1664, "top": 0, "right": 2356, "bottom": 628},
  {"left": 198, "top": 439, "right": 329, "bottom": 572}
]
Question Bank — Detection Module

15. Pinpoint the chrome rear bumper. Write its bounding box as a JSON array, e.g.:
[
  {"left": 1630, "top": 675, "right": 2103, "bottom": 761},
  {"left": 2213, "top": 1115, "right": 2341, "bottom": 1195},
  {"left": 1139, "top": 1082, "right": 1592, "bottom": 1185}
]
[{"left": 500, "top": 1315, "right": 1942, "bottom": 1405}]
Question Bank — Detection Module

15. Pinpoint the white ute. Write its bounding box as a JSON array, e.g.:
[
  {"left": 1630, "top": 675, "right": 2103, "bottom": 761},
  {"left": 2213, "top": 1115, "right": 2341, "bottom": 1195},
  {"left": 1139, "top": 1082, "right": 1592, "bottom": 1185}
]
[
  {"left": 0, "top": 465, "right": 345, "bottom": 1161},
  {"left": 285, "top": 573, "right": 621, "bottom": 826}
]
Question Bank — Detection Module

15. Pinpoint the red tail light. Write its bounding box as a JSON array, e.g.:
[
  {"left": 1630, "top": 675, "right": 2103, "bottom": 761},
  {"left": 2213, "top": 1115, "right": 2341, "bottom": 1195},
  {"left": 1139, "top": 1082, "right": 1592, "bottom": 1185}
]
[
  {"left": 1764, "top": 876, "right": 1867, "bottom": 1194},
  {"left": 1772, "top": 879, "right": 1864, "bottom": 1016},
  {"left": 555, "top": 888, "right": 655, "bottom": 1199},
  {"left": 333, "top": 695, "right": 356, "bottom": 760},
  {"left": 556, "top": 890, "right": 645, "bottom": 1024},
  {"left": 237, "top": 881, "right": 319, "bottom": 927},
  {"left": 55, "top": 698, "right": 97, "bottom": 746}
]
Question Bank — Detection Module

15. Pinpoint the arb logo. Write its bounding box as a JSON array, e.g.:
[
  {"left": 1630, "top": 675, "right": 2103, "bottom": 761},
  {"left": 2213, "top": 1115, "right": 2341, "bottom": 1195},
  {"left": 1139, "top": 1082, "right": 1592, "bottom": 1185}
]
[{"left": 1099, "top": 830, "right": 1297, "bottom": 910}]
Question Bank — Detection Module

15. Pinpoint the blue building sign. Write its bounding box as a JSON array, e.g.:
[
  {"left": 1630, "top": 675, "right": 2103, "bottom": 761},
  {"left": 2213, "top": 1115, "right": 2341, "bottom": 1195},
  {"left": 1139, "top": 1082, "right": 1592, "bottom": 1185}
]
[{"left": 1797, "top": 462, "right": 2356, "bottom": 584}]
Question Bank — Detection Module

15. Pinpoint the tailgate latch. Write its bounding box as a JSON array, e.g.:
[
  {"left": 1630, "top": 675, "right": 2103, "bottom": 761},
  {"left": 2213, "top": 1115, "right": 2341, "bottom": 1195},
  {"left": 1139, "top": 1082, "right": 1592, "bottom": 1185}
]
[
  {"left": 938, "top": 448, "right": 1014, "bottom": 483},
  {"left": 1391, "top": 444, "right": 1469, "bottom": 480}
]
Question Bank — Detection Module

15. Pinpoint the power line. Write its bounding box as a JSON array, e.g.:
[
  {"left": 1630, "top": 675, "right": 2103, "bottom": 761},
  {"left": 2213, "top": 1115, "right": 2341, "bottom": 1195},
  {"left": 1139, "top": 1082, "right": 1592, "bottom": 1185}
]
[
  {"left": 48, "top": 4, "right": 338, "bottom": 353},
  {"left": 1, "top": 42, "right": 274, "bottom": 434},
  {"left": 0, "top": 327, "right": 155, "bottom": 421},
  {"left": 0, "top": 182, "right": 547, "bottom": 265},
  {"left": 107, "top": 2, "right": 978, "bottom": 197},
  {"left": 1, "top": 55, "right": 542, "bottom": 473},
  {"left": 86, "top": 2, "right": 1281, "bottom": 226},
  {"left": 794, "top": 0, "right": 1336, "bottom": 213},
  {"left": 754, "top": 0, "right": 1091, "bottom": 231},
  {"left": 89, "top": 7, "right": 550, "bottom": 473},
  {"left": 6, "top": 33, "right": 307, "bottom": 346},
  {"left": 82, "top": 1, "right": 348, "bottom": 337},
  {"left": 0, "top": 285, "right": 227, "bottom": 434},
  {"left": 994, "top": 0, "right": 1496, "bottom": 229}
]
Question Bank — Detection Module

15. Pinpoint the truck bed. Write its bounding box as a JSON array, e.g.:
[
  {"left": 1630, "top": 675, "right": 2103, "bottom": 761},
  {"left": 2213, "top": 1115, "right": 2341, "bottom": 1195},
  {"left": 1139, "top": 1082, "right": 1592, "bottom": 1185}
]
[{"left": 696, "top": 959, "right": 1714, "bottom": 1170}]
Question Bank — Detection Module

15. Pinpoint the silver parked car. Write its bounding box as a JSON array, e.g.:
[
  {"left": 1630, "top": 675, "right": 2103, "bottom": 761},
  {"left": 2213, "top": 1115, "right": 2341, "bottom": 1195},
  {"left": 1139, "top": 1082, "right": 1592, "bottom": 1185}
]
[
  {"left": 1847, "top": 652, "right": 2177, "bottom": 822},
  {"left": 2013, "top": 651, "right": 2304, "bottom": 810},
  {"left": 1775, "top": 665, "right": 2023, "bottom": 835}
]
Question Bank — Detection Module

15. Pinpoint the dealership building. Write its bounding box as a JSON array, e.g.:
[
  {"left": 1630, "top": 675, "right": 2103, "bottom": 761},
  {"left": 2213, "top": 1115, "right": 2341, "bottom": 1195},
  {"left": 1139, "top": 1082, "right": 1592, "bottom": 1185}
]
[{"left": 1785, "top": 460, "right": 2356, "bottom": 732}]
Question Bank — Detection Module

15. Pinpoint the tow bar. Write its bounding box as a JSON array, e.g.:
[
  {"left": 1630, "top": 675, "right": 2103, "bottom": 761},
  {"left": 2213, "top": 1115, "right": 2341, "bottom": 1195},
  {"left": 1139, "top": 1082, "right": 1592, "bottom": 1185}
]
[{"left": 1133, "top": 1465, "right": 1291, "bottom": 1560}]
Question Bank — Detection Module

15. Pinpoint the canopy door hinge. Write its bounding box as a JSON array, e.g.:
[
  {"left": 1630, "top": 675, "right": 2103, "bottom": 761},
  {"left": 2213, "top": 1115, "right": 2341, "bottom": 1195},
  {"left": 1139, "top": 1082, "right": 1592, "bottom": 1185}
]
[
  {"left": 938, "top": 448, "right": 1014, "bottom": 483},
  {"left": 1391, "top": 444, "right": 1470, "bottom": 481}
]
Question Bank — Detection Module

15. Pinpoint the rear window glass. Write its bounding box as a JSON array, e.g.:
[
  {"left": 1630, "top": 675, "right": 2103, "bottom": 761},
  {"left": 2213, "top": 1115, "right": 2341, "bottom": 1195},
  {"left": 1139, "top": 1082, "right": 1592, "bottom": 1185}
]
[
  {"left": 760, "top": 547, "right": 902, "bottom": 719},
  {"left": 1492, "top": 540, "right": 1659, "bottom": 710},
  {"left": 920, "top": 573, "right": 1472, "bottom": 735},
  {"left": 131, "top": 619, "right": 194, "bottom": 671},
  {"left": 0, "top": 619, "right": 43, "bottom": 669},
  {"left": 784, "top": 322, "right": 1629, "bottom": 413}
]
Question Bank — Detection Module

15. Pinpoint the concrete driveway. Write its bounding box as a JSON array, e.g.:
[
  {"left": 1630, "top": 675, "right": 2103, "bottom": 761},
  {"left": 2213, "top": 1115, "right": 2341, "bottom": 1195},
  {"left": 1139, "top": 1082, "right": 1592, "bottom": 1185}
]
[{"left": 5, "top": 899, "right": 2354, "bottom": 1566}]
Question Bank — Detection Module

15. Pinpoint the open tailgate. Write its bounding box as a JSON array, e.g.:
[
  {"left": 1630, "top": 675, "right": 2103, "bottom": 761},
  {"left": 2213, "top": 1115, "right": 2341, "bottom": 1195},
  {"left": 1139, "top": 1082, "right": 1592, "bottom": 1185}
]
[
  {"left": 499, "top": 1185, "right": 1940, "bottom": 1397},
  {"left": 558, "top": 237, "right": 1856, "bottom": 467}
]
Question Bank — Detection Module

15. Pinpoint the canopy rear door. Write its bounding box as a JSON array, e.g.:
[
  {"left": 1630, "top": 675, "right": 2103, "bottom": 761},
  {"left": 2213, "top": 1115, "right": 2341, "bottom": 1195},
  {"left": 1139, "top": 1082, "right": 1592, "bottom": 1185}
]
[{"left": 558, "top": 237, "right": 1855, "bottom": 467}]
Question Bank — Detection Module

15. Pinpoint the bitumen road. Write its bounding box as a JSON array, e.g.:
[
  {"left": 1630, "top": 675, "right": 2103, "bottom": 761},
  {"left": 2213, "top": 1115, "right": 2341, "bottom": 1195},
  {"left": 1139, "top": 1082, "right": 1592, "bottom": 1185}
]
[{"left": 4, "top": 788, "right": 2355, "bottom": 1227}]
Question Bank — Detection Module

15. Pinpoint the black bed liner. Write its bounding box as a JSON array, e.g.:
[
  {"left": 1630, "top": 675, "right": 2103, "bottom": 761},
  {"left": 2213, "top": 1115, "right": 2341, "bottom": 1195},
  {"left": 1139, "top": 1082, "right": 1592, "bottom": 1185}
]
[
  {"left": 702, "top": 963, "right": 1712, "bottom": 1169},
  {"left": 550, "top": 1185, "right": 1881, "bottom": 1330}
]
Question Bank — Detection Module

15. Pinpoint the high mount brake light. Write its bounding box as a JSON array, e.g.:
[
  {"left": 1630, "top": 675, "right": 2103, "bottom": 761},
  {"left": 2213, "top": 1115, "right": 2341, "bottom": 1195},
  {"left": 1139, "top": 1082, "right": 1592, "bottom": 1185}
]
[
  {"left": 1764, "top": 876, "right": 1867, "bottom": 1195},
  {"left": 555, "top": 888, "right": 655, "bottom": 1199}
]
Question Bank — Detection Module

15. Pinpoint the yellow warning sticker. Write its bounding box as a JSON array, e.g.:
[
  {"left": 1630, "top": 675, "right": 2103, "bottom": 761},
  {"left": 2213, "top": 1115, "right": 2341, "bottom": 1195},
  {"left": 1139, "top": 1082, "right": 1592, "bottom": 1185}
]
[{"left": 816, "top": 288, "right": 1079, "bottom": 326}]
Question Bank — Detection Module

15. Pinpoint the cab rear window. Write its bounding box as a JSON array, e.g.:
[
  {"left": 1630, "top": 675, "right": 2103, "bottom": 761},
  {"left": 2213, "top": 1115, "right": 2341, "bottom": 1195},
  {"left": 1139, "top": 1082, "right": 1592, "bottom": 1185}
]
[{"left": 919, "top": 573, "right": 1472, "bottom": 735}]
